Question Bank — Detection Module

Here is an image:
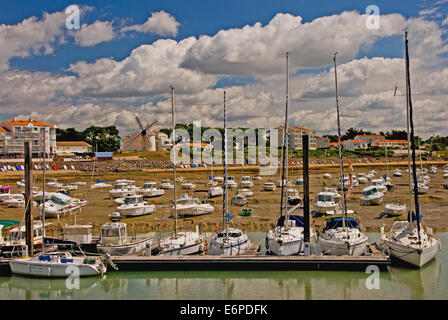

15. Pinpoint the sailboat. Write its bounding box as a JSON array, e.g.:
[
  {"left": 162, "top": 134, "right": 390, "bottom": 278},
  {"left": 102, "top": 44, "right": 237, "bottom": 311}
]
[
  {"left": 265, "top": 52, "right": 313, "bottom": 256},
  {"left": 380, "top": 31, "right": 440, "bottom": 268},
  {"left": 158, "top": 85, "right": 206, "bottom": 256},
  {"left": 318, "top": 53, "right": 368, "bottom": 256},
  {"left": 209, "top": 90, "right": 251, "bottom": 256}
]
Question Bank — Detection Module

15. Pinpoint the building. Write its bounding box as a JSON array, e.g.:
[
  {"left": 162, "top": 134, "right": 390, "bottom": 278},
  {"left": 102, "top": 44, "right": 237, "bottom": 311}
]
[
  {"left": 56, "top": 141, "right": 93, "bottom": 155},
  {"left": 0, "top": 118, "right": 57, "bottom": 158},
  {"left": 277, "top": 126, "right": 317, "bottom": 150},
  {"left": 371, "top": 139, "right": 408, "bottom": 149},
  {"left": 316, "top": 137, "right": 331, "bottom": 149},
  {"left": 95, "top": 152, "right": 113, "bottom": 160},
  {"left": 343, "top": 139, "right": 368, "bottom": 151},
  {"left": 354, "top": 134, "right": 385, "bottom": 145}
]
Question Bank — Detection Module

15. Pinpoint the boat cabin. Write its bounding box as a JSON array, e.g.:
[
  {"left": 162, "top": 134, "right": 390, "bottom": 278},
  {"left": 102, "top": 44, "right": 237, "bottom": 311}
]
[
  {"left": 142, "top": 182, "right": 157, "bottom": 189},
  {"left": 316, "top": 192, "right": 335, "bottom": 202},
  {"left": 100, "top": 222, "right": 127, "bottom": 245},
  {"left": 63, "top": 225, "right": 92, "bottom": 244},
  {"left": 113, "top": 183, "right": 129, "bottom": 190},
  {"left": 362, "top": 186, "right": 380, "bottom": 197},
  {"left": 124, "top": 195, "right": 144, "bottom": 205}
]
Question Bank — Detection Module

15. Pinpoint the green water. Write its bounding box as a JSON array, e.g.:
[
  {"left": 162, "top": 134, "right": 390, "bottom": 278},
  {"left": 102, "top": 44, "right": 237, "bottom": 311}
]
[{"left": 0, "top": 233, "right": 447, "bottom": 300}]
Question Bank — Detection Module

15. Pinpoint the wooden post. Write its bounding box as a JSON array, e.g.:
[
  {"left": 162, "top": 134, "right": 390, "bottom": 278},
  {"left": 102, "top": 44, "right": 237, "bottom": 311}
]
[
  {"left": 302, "top": 135, "right": 310, "bottom": 255},
  {"left": 24, "top": 141, "right": 34, "bottom": 256}
]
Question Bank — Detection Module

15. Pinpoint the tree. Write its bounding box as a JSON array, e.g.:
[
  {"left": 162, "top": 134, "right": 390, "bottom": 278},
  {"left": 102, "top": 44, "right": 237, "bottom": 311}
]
[{"left": 83, "top": 126, "right": 121, "bottom": 152}]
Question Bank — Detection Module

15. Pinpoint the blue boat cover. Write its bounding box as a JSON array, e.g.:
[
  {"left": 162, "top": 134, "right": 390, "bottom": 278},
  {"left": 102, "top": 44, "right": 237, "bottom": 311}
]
[
  {"left": 277, "top": 215, "right": 305, "bottom": 227},
  {"left": 97, "top": 178, "right": 109, "bottom": 182},
  {"left": 323, "top": 217, "right": 359, "bottom": 231},
  {"left": 38, "top": 255, "right": 51, "bottom": 261}
]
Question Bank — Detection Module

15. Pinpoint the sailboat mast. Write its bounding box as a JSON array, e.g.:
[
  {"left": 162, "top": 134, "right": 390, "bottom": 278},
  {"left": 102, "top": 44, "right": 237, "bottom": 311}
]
[
  {"left": 170, "top": 85, "right": 177, "bottom": 237},
  {"left": 41, "top": 131, "right": 46, "bottom": 246},
  {"left": 333, "top": 53, "right": 347, "bottom": 228},
  {"left": 279, "top": 52, "right": 289, "bottom": 222},
  {"left": 405, "top": 30, "right": 422, "bottom": 244},
  {"left": 222, "top": 91, "right": 228, "bottom": 239},
  {"left": 404, "top": 33, "right": 413, "bottom": 223}
]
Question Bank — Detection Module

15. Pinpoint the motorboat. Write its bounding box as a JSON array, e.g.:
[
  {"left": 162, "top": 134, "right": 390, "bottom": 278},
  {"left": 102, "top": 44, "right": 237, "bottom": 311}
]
[
  {"left": 9, "top": 251, "right": 107, "bottom": 278},
  {"left": 240, "top": 176, "right": 254, "bottom": 188},
  {"left": 360, "top": 186, "right": 384, "bottom": 206},
  {"left": 253, "top": 175, "right": 262, "bottom": 181},
  {"left": 318, "top": 216, "right": 368, "bottom": 256},
  {"left": 314, "top": 192, "right": 339, "bottom": 214},
  {"left": 0, "top": 186, "right": 12, "bottom": 202},
  {"left": 412, "top": 182, "right": 429, "bottom": 194},
  {"left": 287, "top": 188, "right": 301, "bottom": 206},
  {"left": 209, "top": 227, "right": 251, "bottom": 256},
  {"left": 231, "top": 194, "right": 248, "bottom": 206},
  {"left": 3, "top": 194, "right": 37, "bottom": 208},
  {"left": 429, "top": 166, "right": 437, "bottom": 174},
  {"left": 357, "top": 173, "right": 368, "bottom": 184},
  {"left": 208, "top": 186, "right": 223, "bottom": 198},
  {"left": 181, "top": 181, "right": 196, "bottom": 190},
  {"left": 323, "top": 173, "right": 332, "bottom": 179},
  {"left": 140, "top": 182, "right": 165, "bottom": 198},
  {"left": 382, "top": 201, "right": 406, "bottom": 217},
  {"left": 97, "top": 222, "right": 153, "bottom": 256},
  {"left": 237, "top": 188, "right": 253, "bottom": 197},
  {"left": 0, "top": 221, "right": 45, "bottom": 258},
  {"left": 45, "top": 224, "right": 100, "bottom": 254},
  {"left": 91, "top": 182, "right": 112, "bottom": 189},
  {"left": 171, "top": 194, "right": 214, "bottom": 218},
  {"left": 159, "top": 179, "right": 174, "bottom": 190},
  {"left": 40, "top": 193, "right": 82, "bottom": 218},
  {"left": 295, "top": 177, "right": 303, "bottom": 186},
  {"left": 263, "top": 182, "right": 276, "bottom": 191},
  {"left": 371, "top": 179, "right": 388, "bottom": 193},
  {"left": 337, "top": 176, "right": 359, "bottom": 191},
  {"left": 225, "top": 176, "right": 238, "bottom": 189},
  {"left": 323, "top": 188, "right": 341, "bottom": 202},
  {"left": 158, "top": 226, "right": 206, "bottom": 256},
  {"left": 47, "top": 179, "right": 63, "bottom": 188},
  {"left": 117, "top": 195, "right": 155, "bottom": 217},
  {"left": 109, "top": 183, "right": 136, "bottom": 199},
  {"left": 393, "top": 169, "right": 402, "bottom": 177}
]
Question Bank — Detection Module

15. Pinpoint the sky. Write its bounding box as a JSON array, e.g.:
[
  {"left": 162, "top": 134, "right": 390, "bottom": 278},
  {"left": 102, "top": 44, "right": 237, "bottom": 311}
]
[{"left": 0, "top": 0, "right": 447, "bottom": 139}]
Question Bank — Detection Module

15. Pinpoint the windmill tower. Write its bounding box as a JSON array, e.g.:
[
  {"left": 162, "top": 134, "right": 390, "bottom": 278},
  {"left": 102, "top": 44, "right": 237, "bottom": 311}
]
[{"left": 121, "top": 116, "right": 158, "bottom": 151}]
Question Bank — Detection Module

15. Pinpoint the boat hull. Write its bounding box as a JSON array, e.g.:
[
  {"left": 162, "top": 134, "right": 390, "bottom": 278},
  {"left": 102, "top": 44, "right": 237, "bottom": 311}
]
[
  {"left": 9, "top": 260, "right": 104, "bottom": 278},
  {"left": 382, "top": 239, "right": 439, "bottom": 268},
  {"left": 97, "top": 237, "right": 152, "bottom": 256},
  {"left": 159, "top": 241, "right": 204, "bottom": 256},
  {"left": 319, "top": 237, "right": 368, "bottom": 256}
]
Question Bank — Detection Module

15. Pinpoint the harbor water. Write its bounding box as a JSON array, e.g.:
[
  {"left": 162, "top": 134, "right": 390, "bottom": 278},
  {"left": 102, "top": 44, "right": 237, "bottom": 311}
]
[{"left": 0, "top": 232, "right": 447, "bottom": 300}]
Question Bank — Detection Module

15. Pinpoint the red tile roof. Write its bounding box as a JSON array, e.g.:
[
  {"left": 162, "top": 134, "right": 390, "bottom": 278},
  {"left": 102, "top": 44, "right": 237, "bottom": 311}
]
[{"left": 7, "top": 119, "right": 55, "bottom": 127}]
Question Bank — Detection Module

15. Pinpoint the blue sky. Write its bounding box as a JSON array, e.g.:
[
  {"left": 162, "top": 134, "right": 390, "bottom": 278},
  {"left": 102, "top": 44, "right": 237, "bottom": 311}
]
[
  {"left": 3, "top": 0, "right": 438, "bottom": 73},
  {"left": 0, "top": 0, "right": 447, "bottom": 137}
]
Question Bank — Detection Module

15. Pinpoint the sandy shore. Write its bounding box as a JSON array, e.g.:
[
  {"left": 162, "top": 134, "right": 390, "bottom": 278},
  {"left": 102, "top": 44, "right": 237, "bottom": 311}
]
[{"left": 0, "top": 160, "right": 447, "bottom": 237}]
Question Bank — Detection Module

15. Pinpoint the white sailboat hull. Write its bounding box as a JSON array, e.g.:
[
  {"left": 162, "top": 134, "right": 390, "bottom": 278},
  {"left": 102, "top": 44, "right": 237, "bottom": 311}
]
[
  {"left": 319, "top": 237, "right": 368, "bottom": 256},
  {"left": 360, "top": 195, "right": 383, "bottom": 206},
  {"left": 382, "top": 238, "right": 439, "bottom": 267},
  {"left": 159, "top": 241, "right": 204, "bottom": 256}
]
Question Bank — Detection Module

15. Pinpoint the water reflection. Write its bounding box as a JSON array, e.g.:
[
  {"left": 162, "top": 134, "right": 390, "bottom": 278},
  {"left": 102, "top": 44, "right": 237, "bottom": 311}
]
[{"left": 0, "top": 233, "right": 445, "bottom": 300}]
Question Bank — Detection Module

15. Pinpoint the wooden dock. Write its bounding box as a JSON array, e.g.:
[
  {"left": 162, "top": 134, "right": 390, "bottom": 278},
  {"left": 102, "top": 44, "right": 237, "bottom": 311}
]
[
  {"left": 111, "top": 244, "right": 390, "bottom": 272},
  {"left": 0, "top": 244, "right": 390, "bottom": 274}
]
